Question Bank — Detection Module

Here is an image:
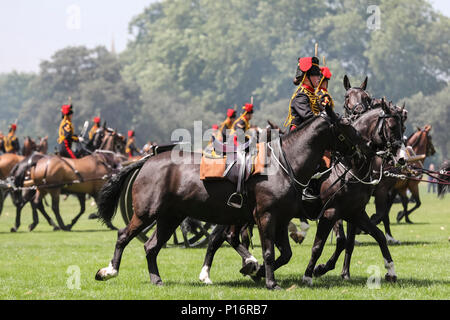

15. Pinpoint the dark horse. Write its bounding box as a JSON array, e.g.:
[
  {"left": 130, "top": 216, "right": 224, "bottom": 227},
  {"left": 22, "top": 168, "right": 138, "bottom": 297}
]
[
  {"left": 198, "top": 102, "right": 405, "bottom": 285},
  {"left": 94, "top": 105, "right": 373, "bottom": 290},
  {"left": 370, "top": 124, "right": 435, "bottom": 243}
]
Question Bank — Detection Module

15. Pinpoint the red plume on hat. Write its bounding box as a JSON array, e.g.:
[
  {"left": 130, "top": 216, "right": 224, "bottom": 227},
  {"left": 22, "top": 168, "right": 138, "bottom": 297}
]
[
  {"left": 10, "top": 124, "right": 17, "bottom": 131},
  {"left": 93, "top": 116, "right": 101, "bottom": 123},
  {"left": 212, "top": 124, "right": 219, "bottom": 130},
  {"left": 227, "top": 108, "right": 236, "bottom": 118},
  {"left": 61, "top": 104, "right": 72, "bottom": 115},
  {"left": 244, "top": 103, "right": 253, "bottom": 113},
  {"left": 320, "top": 66, "right": 332, "bottom": 80},
  {"left": 128, "top": 130, "right": 135, "bottom": 138},
  {"left": 298, "top": 57, "right": 313, "bottom": 72}
]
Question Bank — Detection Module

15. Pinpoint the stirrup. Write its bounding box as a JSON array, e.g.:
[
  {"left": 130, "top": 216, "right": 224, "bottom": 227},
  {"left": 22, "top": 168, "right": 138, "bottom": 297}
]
[{"left": 227, "top": 192, "right": 243, "bottom": 208}]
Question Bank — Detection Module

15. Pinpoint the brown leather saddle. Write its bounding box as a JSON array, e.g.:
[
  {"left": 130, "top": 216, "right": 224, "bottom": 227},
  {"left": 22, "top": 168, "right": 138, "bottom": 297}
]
[{"left": 201, "top": 135, "right": 264, "bottom": 208}]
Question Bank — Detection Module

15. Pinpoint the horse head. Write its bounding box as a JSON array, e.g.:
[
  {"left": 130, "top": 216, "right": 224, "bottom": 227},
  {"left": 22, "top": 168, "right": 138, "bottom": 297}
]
[
  {"left": 22, "top": 136, "right": 37, "bottom": 157},
  {"left": 351, "top": 101, "right": 405, "bottom": 165},
  {"left": 36, "top": 136, "right": 48, "bottom": 154},
  {"left": 343, "top": 75, "right": 373, "bottom": 118}
]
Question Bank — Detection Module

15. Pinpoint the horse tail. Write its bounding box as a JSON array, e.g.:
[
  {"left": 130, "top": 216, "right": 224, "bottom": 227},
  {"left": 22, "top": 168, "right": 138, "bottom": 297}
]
[{"left": 97, "top": 158, "right": 148, "bottom": 225}]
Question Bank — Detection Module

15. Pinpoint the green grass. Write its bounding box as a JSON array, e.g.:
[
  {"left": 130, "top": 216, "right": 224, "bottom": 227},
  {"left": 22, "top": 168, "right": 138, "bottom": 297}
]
[{"left": 0, "top": 185, "right": 449, "bottom": 300}]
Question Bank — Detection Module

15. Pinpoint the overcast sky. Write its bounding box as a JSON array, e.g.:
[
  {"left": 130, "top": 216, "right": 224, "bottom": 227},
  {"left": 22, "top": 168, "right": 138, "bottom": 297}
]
[{"left": 0, "top": 0, "right": 448, "bottom": 74}]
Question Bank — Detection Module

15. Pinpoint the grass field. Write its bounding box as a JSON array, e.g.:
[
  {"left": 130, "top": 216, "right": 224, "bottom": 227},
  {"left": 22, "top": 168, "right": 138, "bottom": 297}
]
[{"left": 0, "top": 185, "right": 449, "bottom": 300}]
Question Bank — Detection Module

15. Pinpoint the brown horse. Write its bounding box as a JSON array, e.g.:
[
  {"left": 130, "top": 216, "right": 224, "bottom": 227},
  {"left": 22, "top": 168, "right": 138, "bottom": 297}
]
[
  {"left": 395, "top": 125, "right": 435, "bottom": 223},
  {"left": 30, "top": 151, "right": 122, "bottom": 231},
  {"left": 94, "top": 105, "right": 375, "bottom": 290}
]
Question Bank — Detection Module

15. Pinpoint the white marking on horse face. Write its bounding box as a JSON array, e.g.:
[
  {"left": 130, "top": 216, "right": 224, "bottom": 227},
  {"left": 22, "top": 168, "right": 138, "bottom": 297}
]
[
  {"left": 199, "top": 265, "right": 212, "bottom": 284},
  {"left": 98, "top": 262, "right": 118, "bottom": 280},
  {"left": 302, "top": 276, "right": 313, "bottom": 286},
  {"left": 384, "top": 259, "right": 396, "bottom": 277}
]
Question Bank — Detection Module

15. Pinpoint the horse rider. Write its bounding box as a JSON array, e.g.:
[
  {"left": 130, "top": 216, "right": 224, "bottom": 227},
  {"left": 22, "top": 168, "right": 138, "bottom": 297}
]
[
  {"left": 284, "top": 56, "right": 322, "bottom": 131},
  {"left": 125, "top": 130, "right": 141, "bottom": 158},
  {"left": 58, "top": 104, "right": 79, "bottom": 159},
  {"left": 285, "top": 57, "right": 336, "bottom": 244},
  {"left": 230, "top": 103, "right": 253, "bottom": 141},
  {"left": 217, "top": 108, "right": 237, "bottom": 142},
  {"left": 3, "top": 123, "right": 20, "bottom": 154},
  {"left": 89, "top": 116, "right": 101, "bottom": 141}
]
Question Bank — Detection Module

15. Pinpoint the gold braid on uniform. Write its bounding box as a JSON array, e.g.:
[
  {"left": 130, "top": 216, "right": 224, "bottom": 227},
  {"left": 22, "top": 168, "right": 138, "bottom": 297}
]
[{"left": 284, "top": 73, "right": 320, "bottom": 127}]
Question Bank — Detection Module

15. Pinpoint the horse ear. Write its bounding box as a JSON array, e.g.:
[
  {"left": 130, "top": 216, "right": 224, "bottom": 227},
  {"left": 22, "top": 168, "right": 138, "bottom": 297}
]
[
  {"left": 360, "top": 76, "right": 368, "bottom": 90},
  {"left": 343, "top": 75, "right": 351, "bottom": 90},
  {"left": 381, "top": 98, "right": 391, "bottom": 114}
]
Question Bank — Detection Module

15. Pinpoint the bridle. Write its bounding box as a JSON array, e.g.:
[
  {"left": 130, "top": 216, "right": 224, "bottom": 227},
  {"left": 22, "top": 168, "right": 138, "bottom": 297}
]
[{"left": 343, "top": 88, "right": 373, "bottom": 118}]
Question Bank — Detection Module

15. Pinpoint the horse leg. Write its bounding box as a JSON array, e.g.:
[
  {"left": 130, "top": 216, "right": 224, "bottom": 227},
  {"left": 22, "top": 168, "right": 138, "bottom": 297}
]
[
  {"left": 199, "top": 225, "right": 228, "bottom": 284},
  {"left": 199, "top": 224, "right": 259, "bottom": 284},
  {"left": 10, "top": 202, "right": 25, "bottom": 232},
  {"left": 314, "top": 220, "right": 347, "bottom": 278},
  {"left": 372, "top": 189, "right": 399, "bottom": 244},
  {"left": 96, "top": 213, "right": 151, "bottom": 281},
  {"left": 404, "top": 183, "right": 421, "bottom": 224},
  {"left": 144, "top": 215, "right": 184, "bottom": 286},
  {"left": 67, "top": 194, "right": 85, "bottom": 230},
  {"left": 340, "top": 222, "right": 357, "bottom": 280},
  {"left": 303, "top": 209, "right": 338, "bottom": 286},
  {"left": 396, "top": 189, "right": 409, "bottom": 223},
  {"left": 355, "top": 211, "right": 397, "bottom": 282},
  {"left": 288, "top": 218, "right": 310, "bottom": 244},
  {"left": 256, "top": 212, "right": 281, "bottom": 290},
  {"left": 48, "top": 191, "right": 69, "bottom": 231},
  {"left": 35, "top": 198, "right": 59, "bottom": 230}
]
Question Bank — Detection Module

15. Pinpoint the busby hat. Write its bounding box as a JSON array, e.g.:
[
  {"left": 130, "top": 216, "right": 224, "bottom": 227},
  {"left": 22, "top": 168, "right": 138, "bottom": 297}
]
[
  {"left": 93, "top": 116, "right": 101, "bottom": 123},
  {"left": 243, "top": 103, "right": 254, "bottom": 114},
  {"left": 128, "top": 130, "right": 135, "bottom": 138},
  {"left": 320, "top": 66, "right": 332, "bottom": 80},
  {"left": 61, "top": 104, "right": 73, "bottom": 116},
  {"left": 293, "top": 56, "right": 321, "bottom": 85},
  {"left": 10, "top": 123, "right": 17, "bottom": 131},
  {"left": 212, "top": 124, "right": 219, "bottom": 130},
  {"left": 227, "top": 108, "right": 236, "bottom": 118}
]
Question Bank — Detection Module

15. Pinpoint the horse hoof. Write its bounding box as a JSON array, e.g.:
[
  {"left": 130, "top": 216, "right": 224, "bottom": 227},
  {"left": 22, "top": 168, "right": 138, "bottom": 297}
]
[
  {"left": 28, "top": 224, "right": 37, "bottom": 232},
  {"left": 405, "top": 219, "right": 413, "bottom": 224},
  {"left": 53, "top": 226, "right": 60, "bottom": 231},
  {"left": 290, "top": 232, "right": 305, "bottom": 244},
  {"left": 240, "top": 261, "right": 259, "bottom": 276},
  {"left": 10, "top": 227, "right": 17, "bottom": 233},
  {"left": 385, "top": 273, "right": 397, "bottom": 283},
  {"left": 341, "top": 273, "right": 351, "bottom": 281},
  {"left": 313, "top": 264, "right": 327, "bottom": 278},
  {"left": 302, "top": 276, "right": 313, "bottom": 286},
  {"left": 95, "top": 263, "right": 118, "bottom": 281}
]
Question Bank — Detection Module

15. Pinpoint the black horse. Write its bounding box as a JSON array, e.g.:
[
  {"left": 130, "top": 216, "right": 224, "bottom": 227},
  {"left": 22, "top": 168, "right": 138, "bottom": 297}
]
[
  {"left": 95, "top": 105, "right": 372, "bottom": 290},
  {"left": 198, "top": 102, "right": 405, "bottom": 285}
]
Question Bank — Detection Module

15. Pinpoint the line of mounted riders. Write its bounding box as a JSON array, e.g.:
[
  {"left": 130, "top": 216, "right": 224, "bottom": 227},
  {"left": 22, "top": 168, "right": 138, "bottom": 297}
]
[
  {"left": 92, "top": 50, "right": 449, "bottom": 290},
  {"left": 0, "top": 109, "right": 155, "bottom": 232}
]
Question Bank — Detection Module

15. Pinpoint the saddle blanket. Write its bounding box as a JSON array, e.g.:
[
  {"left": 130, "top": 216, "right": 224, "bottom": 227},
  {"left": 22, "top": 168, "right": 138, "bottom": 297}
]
[{"left": 200, "top": 142, "right": 267, "bottom": 180}]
